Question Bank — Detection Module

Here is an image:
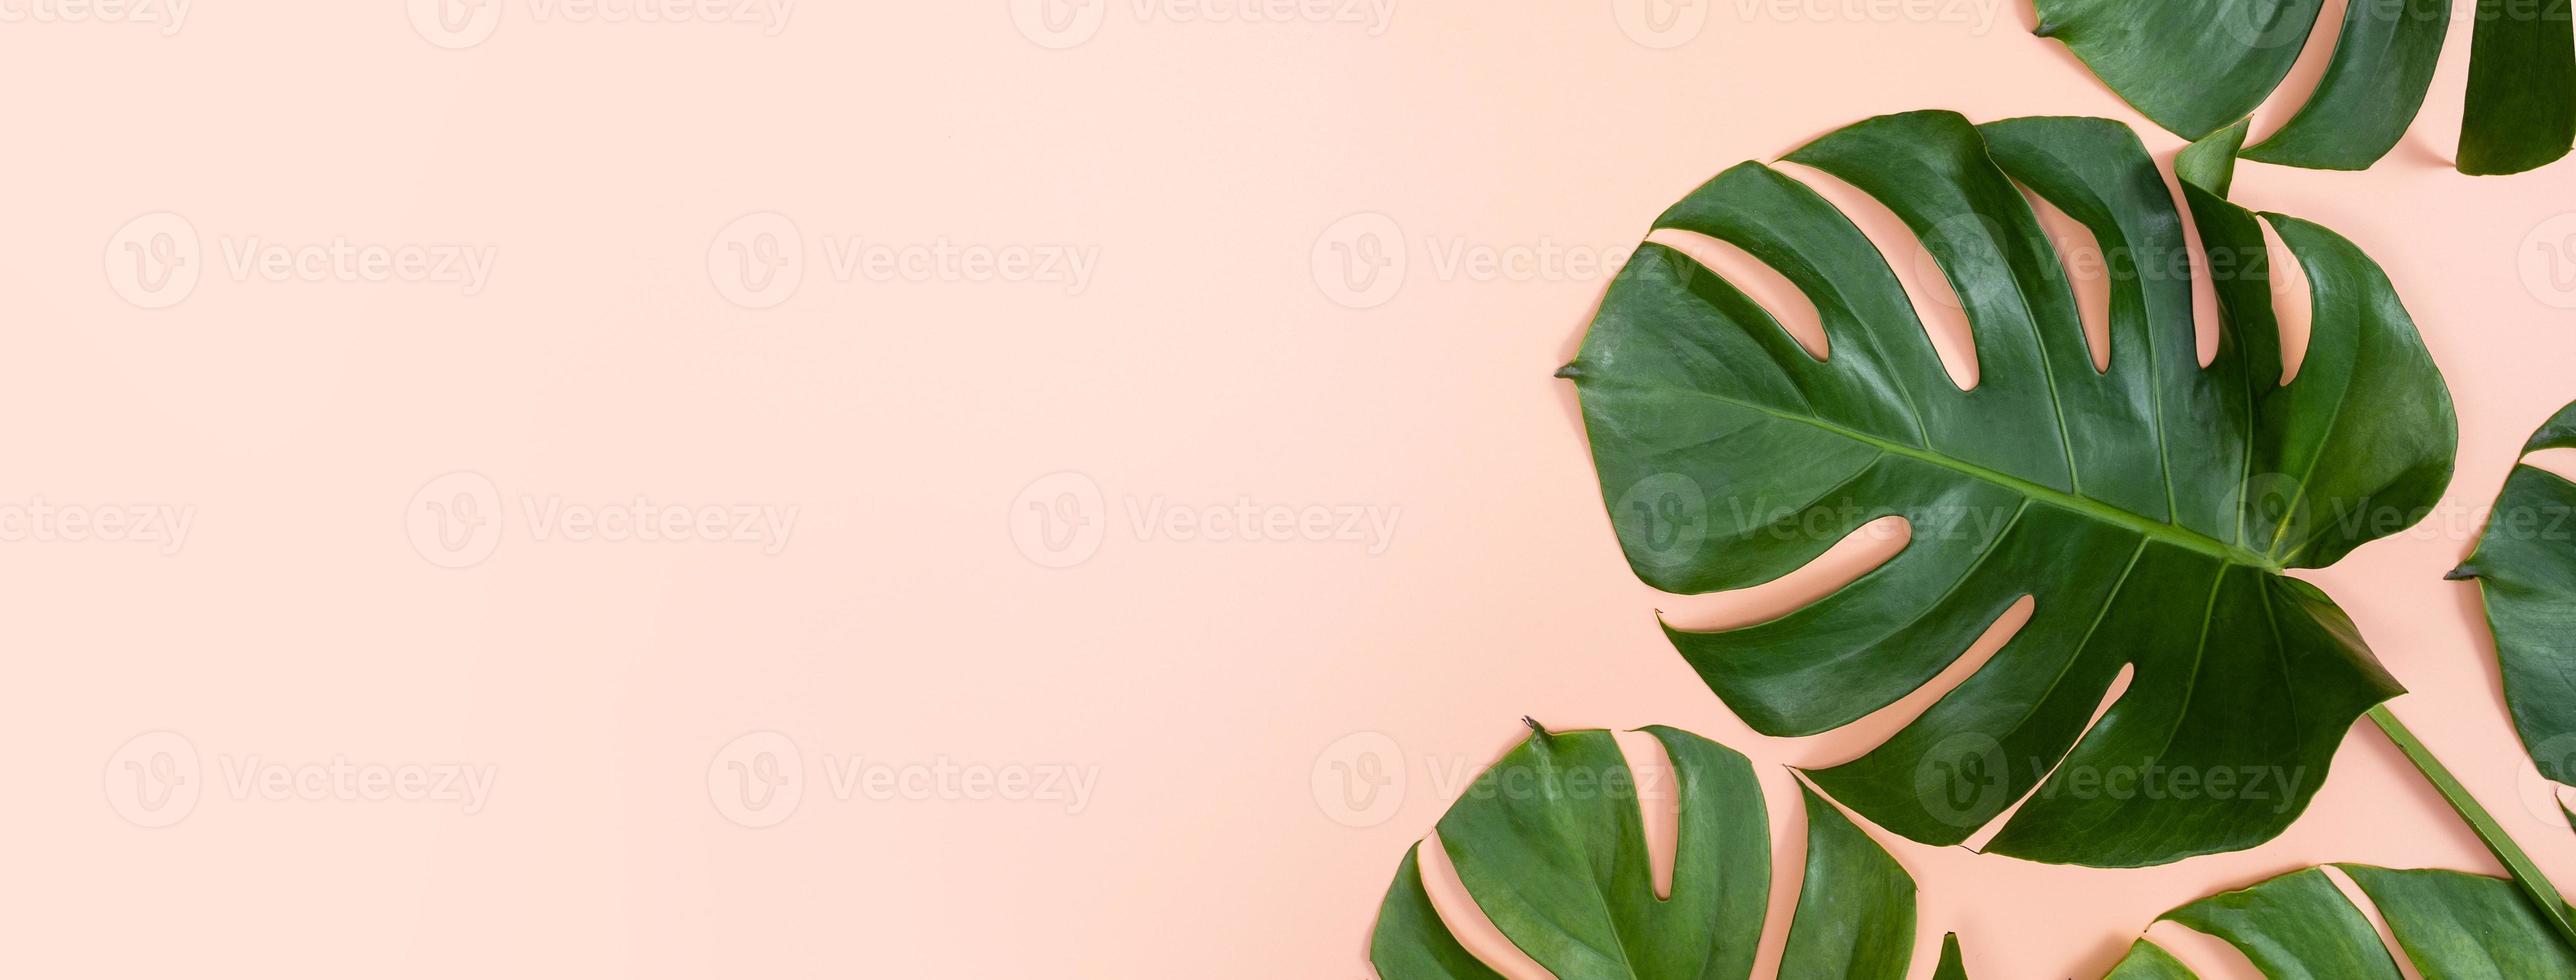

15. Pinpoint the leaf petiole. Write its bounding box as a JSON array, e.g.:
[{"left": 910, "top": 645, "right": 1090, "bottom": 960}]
[{"left": 2369, "top": 703, "right": 2576, "bottom": 951}]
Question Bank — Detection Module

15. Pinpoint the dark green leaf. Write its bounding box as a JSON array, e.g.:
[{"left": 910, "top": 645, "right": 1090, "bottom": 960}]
[
  {"left": 2101, "top": 941, "right": 2195, "bottom": 979},
  {"left": 2032, "top": 0, "right": 2325, "bottom": 140},
  {"left": 2454, "top": 401, "right": 2576, "bottom": 784},
  {"left": 2343, "top": 865, "right": 2576, "bottom": 975},
  {"left": 2033, "top": 0, "right": 2450, "bottom": 171},
  {"left": 1931, "top": 933, "right": 1970, "bottom": 980},
  {"left": 1367, "top": 726, "right": 1935, "bottom": 980},
  {"left": 2176, "top": 120, "right": 2250, "bottom": 198},
  {"left": 2460, "top": 0, "right": 2576, "bottom": 175},
  {"left": 1782, "top": 784, "right": 1916, "bottom": 979},
  {"left": 2164, "top": 867, "right": 2400, "bottom": 979},
  {"left": 2112, "top": 865, "right": 2576, "bottom": 976},
  {"left": 1564, "top": 111, "right": 2456, "bottom": 867},
  {"left": 2240, "top": 0, "right": 2452, "bottom": 169},
  {"left": 2039, "top": 0, "right": 2576, "bottom": 172}
]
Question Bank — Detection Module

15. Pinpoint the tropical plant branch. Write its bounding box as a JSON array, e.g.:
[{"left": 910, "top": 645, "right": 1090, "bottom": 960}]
[{"left": 2369, "top": 703, "right": 2576, "bottom": 950}]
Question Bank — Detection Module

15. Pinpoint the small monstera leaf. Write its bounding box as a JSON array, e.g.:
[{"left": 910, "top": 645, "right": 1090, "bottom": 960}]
[
  {"left": 1561, "top": 111, "right": 2456, "bottom": 867},
  {"left": 2452, "top": 400, "right": 2576, "bottom": 787},
  {"left": 2033, "top": 0, "right": 2574, "bottom": 174},
  {"left": 2102, "top": 865, "right": 2576, "bottom": 976},
  {"left": 1369, "top": 725, "right": 1967, "bottom": 979}
]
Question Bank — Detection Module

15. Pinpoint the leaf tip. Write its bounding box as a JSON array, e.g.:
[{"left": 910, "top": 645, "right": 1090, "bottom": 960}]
[
  {"left": 2446, "top": 563, "right": 2483, "bottom": 582},
  {"left": 1554, "top": 362, "right": 1584, "bottom": 381},
  {"left": 2030, "top": 20, "right": 2062, "bottom": 37},
  {"left": 1522, "top": 715, "right": 1552, "bottom": 739}
]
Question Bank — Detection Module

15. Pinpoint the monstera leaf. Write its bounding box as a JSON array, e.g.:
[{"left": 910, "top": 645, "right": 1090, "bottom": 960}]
[
  {"left": 1370, "top": 724, "right": 1967, "bottom": 979},
  {"left": 2033, "top": 0, "right": 2574, "bottom": 174},
  {"left": 1560, "top": 111, "right": 2456, "bottom": 867},
  {"left": 2101, "top": 865, "right": 2576, "bottom": 976},
  {"left": 2452, "top": 400, "right": 2576, "bottom": 786}
]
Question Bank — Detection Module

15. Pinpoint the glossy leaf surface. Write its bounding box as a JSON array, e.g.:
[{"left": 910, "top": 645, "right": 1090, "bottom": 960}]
[
  {"left": 2032, "top": 0, "right": 2576, "bottom": 173},
  {"left": 1562, "top": 111, "right": 2456, "bottom": 866},
  {"left": 1367, "top": 726, "right": 1942, "bottom": 979},
  {"left": 2452, "top": 400, "right": 2576, "bottom": 782},
  {"left": 2103, "top": 865, "right": 2576, "bottom": 976}
]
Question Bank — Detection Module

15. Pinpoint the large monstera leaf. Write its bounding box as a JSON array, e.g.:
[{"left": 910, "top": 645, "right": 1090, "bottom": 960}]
[
  {"left": 2452, "top": 400, "right": 2576, "bottom": 786},
  {"left": 1561, "top": 111, "right": 2457, "bottom": 867},
  {"left": 2033, "top": 0, "right": 2575, "bottom": 175},
  {"left": 2102, "top": 865, "right": 2576, "bottom": 976},
  {"left": 1370, "top": 725, "right": 1966, "bottom": 979}
]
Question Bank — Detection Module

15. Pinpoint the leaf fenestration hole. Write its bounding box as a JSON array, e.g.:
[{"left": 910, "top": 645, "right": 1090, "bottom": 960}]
[
  {"left": 2243, "top": 0, "right": 2352, "bottom": 148},
  {"left": 2018, "top": 181, "right": 2114, "bottom": 373},
  {"left": 2143, "top": 916, "right": 2267, "bottom": 980},
  {"left": 1611, "top": 728, "right": 1681, "bottom": 901},
  {"left": 1415, "top": 830, "right": 1556, "bottom": 980},
  {"left": 1779, "top": 162, "right": 1982, "bottom": 391},
  {"left": 1645, "top": 227, "right": 1827, "bottom": 360},
  {"left": 1656, "top": 516, "right": 1910, "bottom": 633},
  {"left": 2259, "top": 215, "right": 2315, "bottom": 385},
  {"left": 2319, "top": 865, "right": 2431, "bottom": 980},
  {"left": 1962, "top": 662, "right": 2134, "bottom": 852},
  {"left": 2524, "top": 447, "right": 2576, "bottom": 485},
  {"left": 1806, "top": 596, "right": 2035, "bottom": 768},
  {"left": 2159, "top": 158, "right": 2227, "bottom": 368}
]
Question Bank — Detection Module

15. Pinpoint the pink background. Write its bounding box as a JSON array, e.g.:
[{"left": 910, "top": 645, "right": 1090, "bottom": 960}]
[{"left": 14, "top": 1, "right": 2576, "bottom": 977}]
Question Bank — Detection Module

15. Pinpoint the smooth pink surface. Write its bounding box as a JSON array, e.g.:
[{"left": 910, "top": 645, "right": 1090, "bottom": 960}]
[{"left": 14, "top": 3, "right": 2576, "bottom": 978}]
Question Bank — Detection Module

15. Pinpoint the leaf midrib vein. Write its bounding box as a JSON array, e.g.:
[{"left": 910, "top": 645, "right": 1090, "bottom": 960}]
[{"left": 1614, "top": 381, "right": 2281, "bottom": 572}]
